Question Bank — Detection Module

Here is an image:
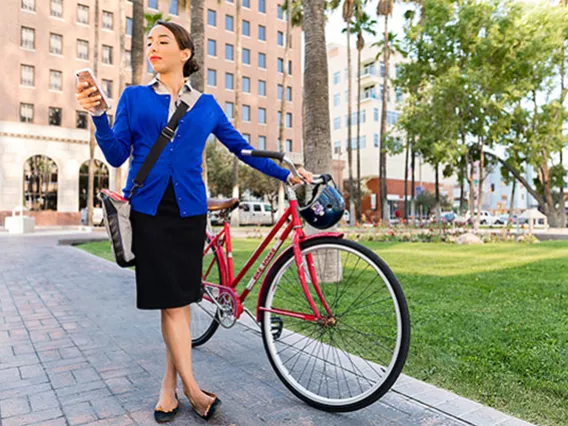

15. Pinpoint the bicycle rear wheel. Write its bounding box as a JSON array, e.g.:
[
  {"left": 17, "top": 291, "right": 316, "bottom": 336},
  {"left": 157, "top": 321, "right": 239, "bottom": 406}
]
[
  {"left": 259, "top": 237, "right": 410, "bottom": 412},
  {"left": 191, "top": 234, "right": 222, "bottom": 347}
]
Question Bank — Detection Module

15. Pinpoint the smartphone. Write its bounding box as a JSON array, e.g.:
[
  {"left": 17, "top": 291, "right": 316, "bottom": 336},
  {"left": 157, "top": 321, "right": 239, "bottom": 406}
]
[{"left": 75, "top": 67, "right": 111, "bottom": 115}]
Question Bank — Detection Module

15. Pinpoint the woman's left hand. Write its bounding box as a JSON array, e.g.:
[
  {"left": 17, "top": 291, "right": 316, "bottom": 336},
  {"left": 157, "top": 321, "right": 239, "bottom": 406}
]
[{"left": 287, "top": 167, "right": 313, "bottom": 185}]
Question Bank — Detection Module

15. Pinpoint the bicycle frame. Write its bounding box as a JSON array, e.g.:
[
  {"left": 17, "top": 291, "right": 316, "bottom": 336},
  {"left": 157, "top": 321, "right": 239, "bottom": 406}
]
[{"left": 202, "top": 190, "right": 341, "bottom": 324}]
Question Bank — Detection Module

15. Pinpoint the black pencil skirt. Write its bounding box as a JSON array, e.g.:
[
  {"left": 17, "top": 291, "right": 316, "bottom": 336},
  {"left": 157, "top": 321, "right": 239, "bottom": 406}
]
[{"left": 130, "top": 179, "right": 207, "bottom": 310}]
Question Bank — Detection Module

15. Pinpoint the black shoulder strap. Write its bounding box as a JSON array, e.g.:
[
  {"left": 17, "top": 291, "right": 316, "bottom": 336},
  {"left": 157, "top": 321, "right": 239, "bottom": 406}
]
[{"left": 128, "top": 101, "right": 189, "bottom": 200}]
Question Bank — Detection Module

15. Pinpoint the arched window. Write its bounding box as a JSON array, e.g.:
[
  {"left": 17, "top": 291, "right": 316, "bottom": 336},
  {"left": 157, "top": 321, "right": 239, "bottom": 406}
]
[
  {"left": 79, "top": 160, "right": 109, "bottom": 209},
  {"left": 23, "top": 155, "right": 58, "bottom": 211}
]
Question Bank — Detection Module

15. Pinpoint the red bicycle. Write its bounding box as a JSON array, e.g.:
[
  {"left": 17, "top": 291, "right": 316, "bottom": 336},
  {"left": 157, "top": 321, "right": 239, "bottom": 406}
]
[{"left": 191, "top": 150, "right": 410, "bottom": 412}]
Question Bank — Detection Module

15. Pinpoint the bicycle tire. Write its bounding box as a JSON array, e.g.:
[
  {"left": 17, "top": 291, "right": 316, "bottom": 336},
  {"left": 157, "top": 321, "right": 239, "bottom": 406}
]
[{"left": 259, "top": 237, "right": 410, "bottom": 412}]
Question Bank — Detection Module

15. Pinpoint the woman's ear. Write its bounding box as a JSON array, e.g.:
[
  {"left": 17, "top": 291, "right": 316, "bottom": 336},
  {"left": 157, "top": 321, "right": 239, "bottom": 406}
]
[{"left": 182, "top": 48, "right": 192, "bottom": 62}]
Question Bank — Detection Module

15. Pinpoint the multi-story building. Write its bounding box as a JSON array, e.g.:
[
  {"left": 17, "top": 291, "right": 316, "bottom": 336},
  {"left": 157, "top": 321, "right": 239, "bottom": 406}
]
[
  {"left": 327, "top": 42, "right": 454, "bottom": 220},
  {"left": 0, "top": 0, "right": 302, "bottom": 225}
]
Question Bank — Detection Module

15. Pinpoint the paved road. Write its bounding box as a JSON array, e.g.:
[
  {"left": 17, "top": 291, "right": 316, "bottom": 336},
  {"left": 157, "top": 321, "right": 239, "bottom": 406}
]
[{"left": 0, "top": 233, "right": 535, "bottom": 426}]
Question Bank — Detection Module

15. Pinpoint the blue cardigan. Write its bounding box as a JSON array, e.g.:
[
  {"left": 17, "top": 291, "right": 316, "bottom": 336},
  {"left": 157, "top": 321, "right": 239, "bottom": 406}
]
[{"left": 91, "top": 85, "right": 290, "bottom": 217}]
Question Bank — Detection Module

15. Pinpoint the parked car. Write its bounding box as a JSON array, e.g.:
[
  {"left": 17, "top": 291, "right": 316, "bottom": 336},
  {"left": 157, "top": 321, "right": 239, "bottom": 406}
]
[
  {"left": 238, "top": 201, "right": 274, "bottom": 225},
  {"left": 495, "top": 214, "right": 516, "bottom": 225},
  {"left": 80, "top": 207, "right": 104, "bottom": 226}
]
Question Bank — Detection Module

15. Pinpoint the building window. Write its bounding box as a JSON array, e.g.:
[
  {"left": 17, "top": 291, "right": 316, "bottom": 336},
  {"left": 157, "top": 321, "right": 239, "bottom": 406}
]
[
  {"left": 243, "top": 0, "right": 250, "bottom": 7},
  {"left": 242, "top": 105, "right": 251, "bottom": 122},
  {"left": 243, "top": 133, "right": 251, "bottom": 143},
  {"left": 207, "top": 69, "right": 216, "bottom": 86},
  {"left": 49, "top": 70, "right": 62, "bottom": 91},
  {"left": 242, "top": 48, "right": 250, "bottom": 65},
  {"left": 48, "top": 107, "right": 62, "bottom": 126},
  {"left": 148, "top": 0, "right": 158, "bottom": 9},
  {"left": 102, "top": 11, "right": 113, "bottom": 30},
  {"left": 102, "top": 79, "right": 113, "bottom": 98},
  {"left": 374, "top": 107, "right": 379, "bottom": 122},
  {"left": 277, "top": 58, "right": 284, "bottom": 73},
  {"left": 102, "top": 45, "right": 113, "bottom": 65},
  {"left": 258, "top": 136, "right": 266, "bottom": 150},
  {"left": 288, "top": 60, "right": 292, "bottom": 75},
  {"left": 125, "top": 50, "right": 132, "bottom": 68},
  {"left": 258, "top": 80, "right": 266, "bottom": 96},
  {"left": 258, "top": 107, "right": 266, "bottom": 124},
  {"left": 333, "top": 71, "right": 340, "bottom": 85},
  {"left": 225, "top": 15, "right": 234, "bottom": 31},
  {"left": 258, "top": 53, "right": 266, "bottom": 69},
  {"left": 333, "top": 141, "right": 341, "bottom": 154},
  {"left": 76, "top": 111, "right": 88, "bottom": 129},
  {"left": 20, "top": 103, "right": 34, "bottom": 123},
  {"left": 51, "top": 0, "right": 62, "bottom": 17},
  {"left": 79, "top": 160, "right": 108, "bottom": 209},
  {"left": 22, "top": 0, "right": 35, "bottom": 12},
  {"left": 374, "top": 133, "right": 379, "bottom": 147},
  {"left": 225, "top": 102, "right": 234, "bottom": 119},
  {"left": 169, "top": 0, "right": 178, "bottom": 15},
  {"left": 334, "top": 93, "right": 340, "bottom": 106},
  {"left": 49, "top": 33, "right": 63, "bottom": 55},
  {"left": 225, "top": 72, "right": 234, "bottom": 90},
  {"left": 21, "top": 65, "right": 34, "bottom": 86},
  {"left": 277, "top": 84, "right": 283, "bottom": 100},
  {"left": 21, "top": 26, "right": 35, "bottom": 50},
  {"left": 243, "top": 77, "right": 250, "bottom": 93},
  {"left": 259, "top": 0, "right": 265, "bottom": 13},
  {"left": 243, "top": 20, "right": 250, "bottom": 36},
  {"left": 277, "top": 111, "right": 282, "bottom": 126},
  {"left": 77, "top": 4, "right": 89, "bottom": 24},
  {"left": 258, "top": 25, "right": 266, "bottom": 41},
  {"left": 277, "top": 4, "right": 284, "bottom": 19},
  {"left": 24, "top": 155, "right": 58, "bottom": 211},
  {"left": 387, "top": 111, "right": 400, "bottom": 125},
  {"left": 77, "top": 39, "right": 89, "bottom": 60},
  {"left": 285, "top": 139, "right": 292, "bottom": 152},
  {"left": 207, "top": 39, "right": 216, "bottom": 56},
  {"left": 126, "top": 17, "right": 133, "bottom": 36},
  {"left": 333, "top": 117, "right": 340, "bottom": 130},
  {"left": 396, "top": 87, "right": 403, "bottom": 103},
  {"left": 286, "top": 87, "right": 292, "bottom": 101},
  {"left": 225, "top": 43, "right": 234, "bottom": 60},
  {"left": 380, "top": 61, "right": 386, "bottom": 77},
  {"left": 277, "top": 31, "right": 284, "bottom": 46},
  {"left": 285, "top": 113, "right": 292, "bottom": 128},
  {"left": 207, "top": 9, "right": 216, "bottom": 26}
]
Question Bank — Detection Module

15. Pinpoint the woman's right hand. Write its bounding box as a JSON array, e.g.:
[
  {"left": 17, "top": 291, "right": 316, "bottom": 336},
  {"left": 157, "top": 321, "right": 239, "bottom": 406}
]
[{"left": 75, "top": 81, "right": 103, "bottom": 114}]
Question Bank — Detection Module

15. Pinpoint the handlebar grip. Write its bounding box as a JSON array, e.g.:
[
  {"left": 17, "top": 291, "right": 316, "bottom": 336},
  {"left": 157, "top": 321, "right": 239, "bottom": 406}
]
[{"left": 241, "top": 149, "right": 285, "bottom": 162}]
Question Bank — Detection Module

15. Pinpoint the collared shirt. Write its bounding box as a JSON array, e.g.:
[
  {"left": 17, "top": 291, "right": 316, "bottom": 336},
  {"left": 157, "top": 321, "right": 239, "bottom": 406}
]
[
  {"left": 91, "top": 77, "right": 290, "bottom": 217},
  {"left": 147, "top": 75, "right": 192, "bottom": 119}
]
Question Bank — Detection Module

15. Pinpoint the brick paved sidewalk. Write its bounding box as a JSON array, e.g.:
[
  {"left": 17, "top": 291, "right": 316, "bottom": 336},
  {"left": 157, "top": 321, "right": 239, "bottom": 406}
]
[{"left": 0, "top": 233, "right": 535, "bottom": 426}]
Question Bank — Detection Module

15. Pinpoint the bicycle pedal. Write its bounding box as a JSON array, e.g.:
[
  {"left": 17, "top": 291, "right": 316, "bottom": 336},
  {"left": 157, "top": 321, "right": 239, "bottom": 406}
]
[{"left": 271, "top": 317, "right": 283, "bottom": 340}]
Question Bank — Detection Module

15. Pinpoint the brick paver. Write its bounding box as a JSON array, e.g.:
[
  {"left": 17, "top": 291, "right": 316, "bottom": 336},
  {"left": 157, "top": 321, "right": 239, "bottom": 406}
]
[{"left": 0, "top": 233, "right": 535, "bottom": 426}]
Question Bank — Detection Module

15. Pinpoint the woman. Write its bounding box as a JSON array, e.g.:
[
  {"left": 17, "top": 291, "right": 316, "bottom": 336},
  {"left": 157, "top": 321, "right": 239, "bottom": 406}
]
[{"left": 76, "top": 21, "right": 312, "bottom": 423}]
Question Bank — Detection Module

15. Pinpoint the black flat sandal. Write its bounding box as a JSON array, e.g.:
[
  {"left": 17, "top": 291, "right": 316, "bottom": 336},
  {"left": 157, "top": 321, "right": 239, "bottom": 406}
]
[
  {"left": 189, "top": 390, "right": 222, "bottom": 421},
  {"left": 154, "top": 393, "right": 179, "bottom": 423}
]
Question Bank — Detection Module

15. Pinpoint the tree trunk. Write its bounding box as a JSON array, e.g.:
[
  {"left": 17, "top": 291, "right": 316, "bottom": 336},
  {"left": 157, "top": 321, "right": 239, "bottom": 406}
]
[
  {"left": 459, "top": 158, "right": 465, "bottom": 214},
  {"left": 356, "top": 41, "right": 362, "bottom": 223},
  {"left": 410, "top": 145, "right": 416, "bottom": 221},
  {"left": 302, "top": 0, "right": 332, "bottom": 174},
  {"left": 115, "top": 0, "right": 127, "bottom": 194},
  {"left": 230, "top": 0, "right": 243, "bottom": 226},
  {"left": 466, "top": 150, "right": 475, "bottom": 224},
  {"left": 508, "top": 178, "right": 516, "bottom": 223},
  {"left": 403, "top": 135, "right": 409, "bottom": 220},
  {"left": 87, "top": 0, "right": 100, "bottom": 226},
  {"left": 475, "top": 139, "right": 484, "bottom": 230},
  {"left": 131, "top": 0, "right": 144, "bottom": 85},
  {"left": 435, "top": 163, "right": 441, "bottom": 221},
  {"left": 277, "top": 0, "right": 293, "bottom": 219},
  {"left": 346, "top": 22, "right": 355, "bottom": 226},
  {"left": 379, "top": 14, "right": 390, "bottom": 222}
]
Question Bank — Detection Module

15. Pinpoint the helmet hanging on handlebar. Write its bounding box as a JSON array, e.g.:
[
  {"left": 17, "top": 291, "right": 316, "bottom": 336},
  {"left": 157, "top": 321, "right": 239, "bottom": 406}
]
[{"left": 298, "top": 174, "right": 345, "bottom": 230}]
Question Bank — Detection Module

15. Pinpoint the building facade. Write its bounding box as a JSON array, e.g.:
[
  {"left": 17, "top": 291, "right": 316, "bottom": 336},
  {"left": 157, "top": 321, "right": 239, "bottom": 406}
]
[
  {"left": 0, "top": 0, "right": 302, "bottom": 225},
  {"left": 327, "top": 42, "right": 454, "bottom": 221}
]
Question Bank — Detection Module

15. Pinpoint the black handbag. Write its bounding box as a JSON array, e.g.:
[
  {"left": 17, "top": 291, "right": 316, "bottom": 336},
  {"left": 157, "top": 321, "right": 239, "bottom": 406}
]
[{"left": 98, "top": 100, "right": 190, "bottom": 267}]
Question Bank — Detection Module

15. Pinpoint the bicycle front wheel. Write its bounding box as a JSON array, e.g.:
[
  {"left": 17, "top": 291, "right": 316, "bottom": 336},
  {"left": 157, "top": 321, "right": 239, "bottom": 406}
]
[{"left": 259, "top": 237, "right": 410, "bottom": 412}]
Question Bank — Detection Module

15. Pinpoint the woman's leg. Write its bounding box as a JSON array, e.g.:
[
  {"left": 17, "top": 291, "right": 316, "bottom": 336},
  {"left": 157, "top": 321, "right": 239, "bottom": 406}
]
[
  {"left": 155, "top": 346, "right": 178, "bottom": 410},
  {"left": 161, "top": 306, "right": 214, "bottom": 415}
]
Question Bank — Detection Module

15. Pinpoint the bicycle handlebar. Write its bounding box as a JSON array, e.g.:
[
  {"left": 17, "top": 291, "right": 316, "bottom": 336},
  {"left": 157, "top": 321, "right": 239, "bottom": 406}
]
[{"left": 241, "top": 149, "right": 325, "bottom": 185}]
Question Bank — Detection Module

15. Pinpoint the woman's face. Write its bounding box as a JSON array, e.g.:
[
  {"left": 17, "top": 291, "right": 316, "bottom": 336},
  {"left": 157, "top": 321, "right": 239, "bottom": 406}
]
[{"left": 146, "top": 25, "right": 191, "bottom": 75}]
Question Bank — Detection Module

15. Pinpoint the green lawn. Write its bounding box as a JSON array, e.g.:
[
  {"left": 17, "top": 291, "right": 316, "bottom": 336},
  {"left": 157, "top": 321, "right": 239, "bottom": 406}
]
[{"left": 78, "top": 239, "right": 568, "bottom": 425}]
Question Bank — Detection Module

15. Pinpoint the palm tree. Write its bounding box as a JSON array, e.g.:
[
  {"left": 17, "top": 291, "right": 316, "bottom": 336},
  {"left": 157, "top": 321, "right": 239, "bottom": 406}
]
[
  {"left": 115, "top": 0, "right": 128, "bottom": 194},
  {"left": 231, "top": 0, "right": 243, "bottom": 226},
  {"left": 87, "top": 0, "right": 101, "bottom": 226},
  {"left": 303, "top": 0, "right": 333, "bottom": 175},
  {"left": 277, "top": 0, "right": 294, "bottom": 218},
  {"left": 376, "top": 0, "right": 393, "bottom": 222},
  {"left": 349, "top": 4, "right": 376, "bottom": 221},
  {"left": 131, "top": 0, "right": 145, "bottom": 85}
]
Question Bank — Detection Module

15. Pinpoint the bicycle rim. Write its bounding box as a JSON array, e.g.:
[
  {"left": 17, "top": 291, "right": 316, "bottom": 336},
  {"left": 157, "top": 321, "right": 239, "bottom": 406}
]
[{"left": 261, "top": 239, "right": 409, "bottom": 411}]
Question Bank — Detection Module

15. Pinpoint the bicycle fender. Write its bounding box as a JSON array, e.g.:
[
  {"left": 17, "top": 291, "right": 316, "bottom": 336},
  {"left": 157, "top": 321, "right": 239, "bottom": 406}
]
[{"left": 256, "top": 231, "right": 344, "bottom": 321}]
